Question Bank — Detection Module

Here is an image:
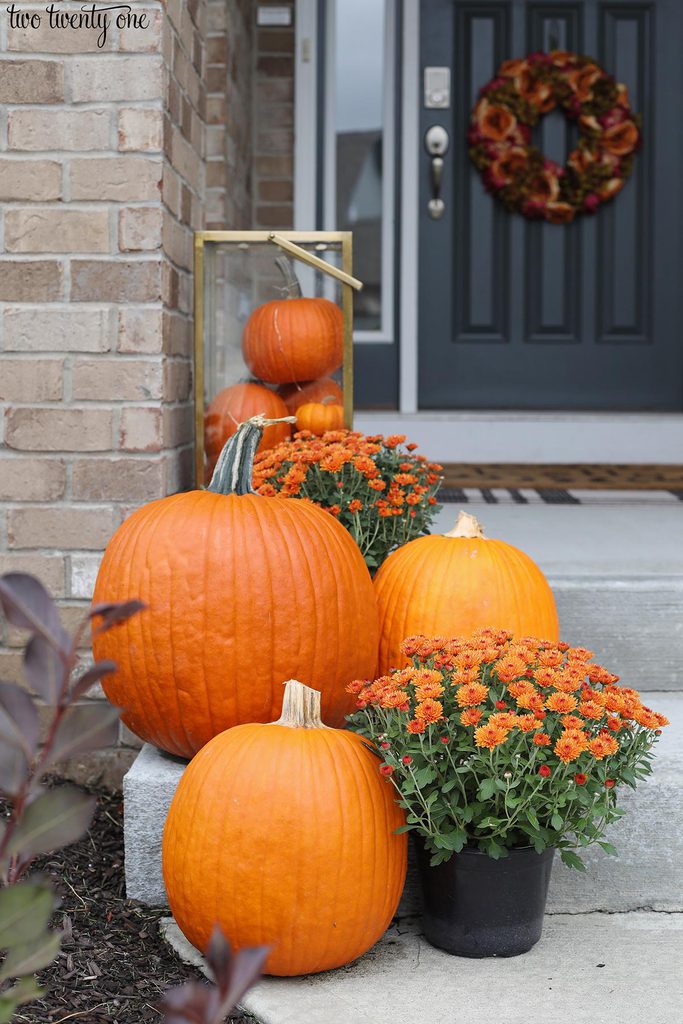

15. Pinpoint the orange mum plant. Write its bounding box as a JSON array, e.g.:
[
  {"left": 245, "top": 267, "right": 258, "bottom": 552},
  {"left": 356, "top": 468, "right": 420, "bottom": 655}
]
[
  {"left": 348, "top": 630, "right": 669, "bottom": 869},
  {"left": 252, "top": 430, "right": 443, "bottom": 571}
]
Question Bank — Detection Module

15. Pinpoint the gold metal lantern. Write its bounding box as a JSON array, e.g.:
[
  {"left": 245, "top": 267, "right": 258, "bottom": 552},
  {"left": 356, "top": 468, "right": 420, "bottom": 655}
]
[{"left": 193, "top": 231, "right": 360, "bottom": 487}]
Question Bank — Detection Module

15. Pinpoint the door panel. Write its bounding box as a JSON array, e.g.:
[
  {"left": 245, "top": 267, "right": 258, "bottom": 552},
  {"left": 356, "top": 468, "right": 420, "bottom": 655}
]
[{"left": 418, "top": 0, "right": 683, "bottom": 410}]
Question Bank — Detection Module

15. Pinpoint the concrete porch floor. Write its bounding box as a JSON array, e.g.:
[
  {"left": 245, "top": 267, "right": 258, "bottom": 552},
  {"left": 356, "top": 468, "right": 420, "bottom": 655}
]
[
  {"left": 162, "top": 911, "right": 683, "bottom": 1024},
  {"left": 432, "top": 500, "right": 683, "bottom": 576}
]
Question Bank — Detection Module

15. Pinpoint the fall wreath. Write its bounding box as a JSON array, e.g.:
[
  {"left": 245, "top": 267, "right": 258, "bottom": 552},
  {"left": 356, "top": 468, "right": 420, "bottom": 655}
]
[{"left": 468, "top": 50, "right": 641, "bottom": 224}]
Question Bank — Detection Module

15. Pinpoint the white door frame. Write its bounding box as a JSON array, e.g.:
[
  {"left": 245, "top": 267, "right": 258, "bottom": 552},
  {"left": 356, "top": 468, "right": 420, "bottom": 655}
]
[{"left": 294, "top": 0, "right": 417, "bottom": 396}]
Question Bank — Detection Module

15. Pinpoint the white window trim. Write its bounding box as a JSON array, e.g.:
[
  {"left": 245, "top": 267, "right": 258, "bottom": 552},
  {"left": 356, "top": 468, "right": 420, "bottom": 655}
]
[
  {"left": 399, "top": 0, "right": 419, "bottom": 411},
  {"left": 296, "top": 0, "right": 397, "bottom": 344},
  {"left": 294, "top": 0, "right": 319, "bottom": 229}
]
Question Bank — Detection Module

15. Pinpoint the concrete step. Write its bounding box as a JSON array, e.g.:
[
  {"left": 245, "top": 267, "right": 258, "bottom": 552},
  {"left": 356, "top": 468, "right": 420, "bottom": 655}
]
[
  {"left": 433, "top": 502, "right": 683, "bottom": 688},
  {"left": 124, "top": 692, "right": 682, "bottom": 915},
  {"left": 355, "top": 410, "right": 683, "bottom": 464},
  {"left": 162, "top": 911, "right": 683, "bottom": 1024}
]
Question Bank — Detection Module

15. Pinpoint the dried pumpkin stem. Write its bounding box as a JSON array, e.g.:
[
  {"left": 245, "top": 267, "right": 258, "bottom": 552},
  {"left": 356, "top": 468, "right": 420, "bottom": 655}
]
[
  {"left": 444, "top": 510, "right": 486, "bottom": 539},
  {"left": 275, "top": 255, "right": 303, "bottom": 299},
  {"left": 273, "top": 680, "right": 328, "bottom": 729},
  {"left": 207, "top": 414, "right": 295, "bottom": 496}
]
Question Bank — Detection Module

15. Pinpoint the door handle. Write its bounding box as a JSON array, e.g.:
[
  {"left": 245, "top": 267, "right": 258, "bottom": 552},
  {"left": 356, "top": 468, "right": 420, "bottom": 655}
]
[{"left": 425, "top": 125, "right": 449, "bottom": 220}]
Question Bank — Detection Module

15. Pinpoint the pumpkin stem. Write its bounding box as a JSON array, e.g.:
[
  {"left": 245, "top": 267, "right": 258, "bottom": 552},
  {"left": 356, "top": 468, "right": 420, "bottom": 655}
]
[
  {"left": 275, "top": 255, "right": 303, "bottom": 299},
  {"left": 273, "top": 680, "right": 329, "bottom": 730},
  {"left": 207, "top": 414, "right": 295, "bottom": 496},
  {"left": 444, "top": 510, "right": 486, "bottom": 539}
]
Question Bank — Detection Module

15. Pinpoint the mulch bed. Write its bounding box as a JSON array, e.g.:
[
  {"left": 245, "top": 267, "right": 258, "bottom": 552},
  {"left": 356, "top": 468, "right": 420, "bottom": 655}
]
[{"left": 9, "top": 781, "right": 257, "bottom": 1024}]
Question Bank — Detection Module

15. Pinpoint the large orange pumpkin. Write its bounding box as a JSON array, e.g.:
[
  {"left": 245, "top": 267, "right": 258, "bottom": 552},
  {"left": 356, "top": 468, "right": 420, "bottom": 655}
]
[
  {"left": 278, "top": 376, "right": 343, "bottom": 414},
  {"left": 242, "top": 258, "right": 343, "bottom": 384},
  {"left": 162, "top": 679, "right": 407, "bottom": 976},
  {"left": 204, "top": 382, "right": 290, "bottom": 476},
  {"left": 374, "top": 510, "right": 559, "bottom": 674},
  {"left": 92, "top": 417, "right": 379, "bottom": 758},
  {"left": 296, "top": 399, "right": 345, "bottom": 435}
]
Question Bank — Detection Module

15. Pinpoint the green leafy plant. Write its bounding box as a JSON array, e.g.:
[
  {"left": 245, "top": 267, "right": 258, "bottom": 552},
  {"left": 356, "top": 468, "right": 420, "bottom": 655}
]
[
  {"left": 159, "top": 926, "right": 267, "bottom": 1024},
  {"left": 0, "top": 572, "right": 143, "bottom": 1021},
  {"left": 252, "top": 429, "right": 443, "bottom": 572},
  {"left": 348, "top": 629, "right": 669, "bottom": 868}
]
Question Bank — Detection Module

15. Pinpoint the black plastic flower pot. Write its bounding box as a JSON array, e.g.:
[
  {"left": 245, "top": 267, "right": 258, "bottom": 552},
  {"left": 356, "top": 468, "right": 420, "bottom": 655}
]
[{"left": 414, "top": 839, "right": 555, "bottom": 958}]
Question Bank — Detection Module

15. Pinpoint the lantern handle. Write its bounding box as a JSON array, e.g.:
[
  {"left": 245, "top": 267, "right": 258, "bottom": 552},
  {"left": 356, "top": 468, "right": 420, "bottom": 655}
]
[{"left": 268, "top": 232, "right": 364, "bottom": 292}]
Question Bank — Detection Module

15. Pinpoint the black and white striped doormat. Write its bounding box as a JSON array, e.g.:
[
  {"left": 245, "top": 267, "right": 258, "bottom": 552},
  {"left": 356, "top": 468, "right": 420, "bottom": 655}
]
[{"left": 440, "top": 488, "right": 683, "bottom": 505}]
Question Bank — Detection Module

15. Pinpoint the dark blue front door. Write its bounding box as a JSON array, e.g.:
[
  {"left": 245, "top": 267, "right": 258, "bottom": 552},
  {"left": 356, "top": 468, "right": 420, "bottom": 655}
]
[{"left": 418, "top": 0, "right": 683, "bottom": 409}]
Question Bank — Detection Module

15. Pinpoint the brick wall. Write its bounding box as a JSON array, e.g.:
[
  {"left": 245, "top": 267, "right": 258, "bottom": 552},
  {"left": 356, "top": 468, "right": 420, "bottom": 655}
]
[
  {"left": 0, "top": 0, "right": 214, "bottom": 783},
  {"left": 206, "top": 0, "right": 253, "bottom": 228},
  {"left": 252, "top": 2, "right": 295, "bottom": 229},
  {"left": 0, "top": 1, "right": 294, "bottom": 784}
]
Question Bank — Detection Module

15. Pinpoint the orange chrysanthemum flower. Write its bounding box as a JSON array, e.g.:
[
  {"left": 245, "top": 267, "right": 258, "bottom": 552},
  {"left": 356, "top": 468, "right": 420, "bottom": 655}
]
[
  {"left": 545, "top": 691, "right": 578, "bottom": 714},
  {"left": 567, "top": 646, "right": 595, "bottom": 662},
  {"left": 588, "top": 734, "right": 619, "bottom": 760},
  {"left": 406, "top": 718, "right": 425, "bottom": 734},
  {"left": 460, "top": 707, "right": 483, "bottom": 727},
  {"left": 515, "top": 715, "right": 540, "bottom": 733},
  {"left": 455, "top": 682, "right": 489, "bottom": 707},
  {"left": 380, "top": 689, "right": 410, "bottom": 709},
  {"left": 561, "top": 715, "right": 584, "bottom": 731},
  {"left": 533, "top": 732, "right": 551, "bottom": 746},
  {"left": 474, "top": 723, "right": 510, "bottom": 750},
  {"left": 554, "top": 734, "right": 584, "bottom": 763},
  {"left": 632, "top": 707, "right": 663, "bottom": 730},
  {"left": 489, "top": 711, "right": 518, "bottom": 730},
  {"left": 537, "top": 649, "right": 565, "bottom": 668},
  {"left": 415, "top": 698, "right": 443, "bottom": 724},
  {"left": 578, "top": 699, "right": 605, "bottom": 720}
]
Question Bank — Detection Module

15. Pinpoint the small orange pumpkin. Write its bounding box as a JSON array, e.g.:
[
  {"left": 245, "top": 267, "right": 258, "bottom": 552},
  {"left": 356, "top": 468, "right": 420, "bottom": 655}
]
[
  {"left": 296, "top": 399, "right": 345, "bottom": 435},
  {"left": 374, "top": 510, "right": 559, "bottom": 674},
  {"left": 204, "top": 382, "right": 290, "bottom": 476},
  {"left": 278, "top": 376, "right": 343, "bottom": 414},
  {"left": 162, "top": 679, "right": 407, "bottom": 976},
  {"left": 242, "top": 258, "right": 343, "bottom": 384},
  {"left": 92, "top": 417, "right": 379, "bottom": 757}
]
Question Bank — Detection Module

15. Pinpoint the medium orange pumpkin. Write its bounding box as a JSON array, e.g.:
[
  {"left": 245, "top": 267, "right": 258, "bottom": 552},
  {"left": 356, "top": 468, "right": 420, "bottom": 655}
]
[
  {"left": 162, "top": 679, "right": 407, "bottom": 976},
  {"left": 374, "top": 511, "right": 559, "bottom": 674},
  {"left": 242, "top": 258, "right": 343, "bottom": 384},
  {"left": 204, "top": 382, "right": 290, "bottom": 476},
  {"left": 296, "top": 399, "right": 345, "bottom": 435},
  {"left": 92, "top": 417, "right": 379, "bottom": 758},
  {"left": 278, "top": 376, "right": 343, "bottom": 414}
]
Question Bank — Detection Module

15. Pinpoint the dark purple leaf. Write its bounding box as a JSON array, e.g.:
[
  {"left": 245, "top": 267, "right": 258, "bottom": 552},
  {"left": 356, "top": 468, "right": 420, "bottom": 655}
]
[
  {"left": 0, "top": 743, "right": 28, "bottom": 798},
  {"left": 47, "top": 703, "right": 121, "bottom": 764},
  {"left": 205, "top": 926, "right": 231, "bottom": 982},
  {"left": 0, "top": 681, "right": 39, "bottom": 756},
  {"left": 159, "top": 982, "right": 214, "bottom": 1023},
  {"left": 218, "top": 944, "right": 269, "bottom": 1011},
  {"left": 0, "top": 930, "right": 61, "bottom": 982},
  {"left": 0, "top": 574, "right": 68, "bottom": 649},
  {"left": 69, "top": 660, "right": 117, "bottom": 700},
  {"left": 23, "top": 634, "right": 66, "bottom": 705},
  {"left": 7, "top": 787, "right": 95, "bottom": 860},
  {"left": 90, "top": 600, "right": 146, "bottom": 634}
]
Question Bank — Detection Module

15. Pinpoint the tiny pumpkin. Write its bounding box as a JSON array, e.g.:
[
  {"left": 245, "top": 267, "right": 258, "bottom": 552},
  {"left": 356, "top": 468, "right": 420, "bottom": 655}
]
[
  {"left": 374, "top": 510, "right": 559, "bottom": 674},
  {"left": 162, "top": 679, "right": 407, "bottom": 976},
  {"left": 204, "top": 381, "right": 290, "bottom": 476},
  {"left": 92, "top": 417, "right": 379, "bottom": 758},
  {"left": 278, "top": 376, "right": 343, "bottom": 414},
  {"left": 242, "top": 258, "right": 343, "bottom": 384},
  {"left": 296, "top": 399, "right": 345, "bottom": 435}
]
